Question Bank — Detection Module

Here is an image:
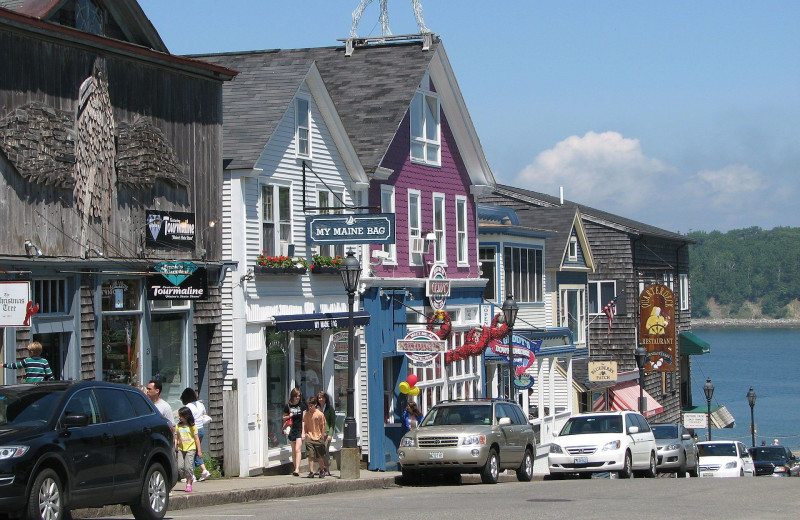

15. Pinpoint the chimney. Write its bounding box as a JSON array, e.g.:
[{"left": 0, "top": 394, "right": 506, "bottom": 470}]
[{"left": 559, "top": 186, "right": 564, "bottom": 205}]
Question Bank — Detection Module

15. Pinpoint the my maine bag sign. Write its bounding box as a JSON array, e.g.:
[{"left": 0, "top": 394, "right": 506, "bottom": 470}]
[
  {"left": 306, "top": 213, "right": 395, "bottom": 245},
  {"left": 147, "top": 261, "right": 207, "bottom": 300}
]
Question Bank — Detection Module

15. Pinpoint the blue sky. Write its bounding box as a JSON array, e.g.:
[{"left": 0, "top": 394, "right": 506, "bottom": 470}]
[{"left": 138, "top": 0, "right": 799, "bottom": 234}]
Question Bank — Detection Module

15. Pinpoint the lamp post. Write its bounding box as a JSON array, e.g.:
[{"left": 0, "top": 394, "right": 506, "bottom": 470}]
[
  {"left": 747, "top": 387, "right": 757, "bottom": 447},
  {"left": 703, "top": 379, "right": 715, "bottom": 441},
  {"left": 339, "top": 249, "right": 362, "bottom": 479},
  {"left": 501, "top": 295, "right": 519, "bottom": 399},
  {"left": 634, "top": 345, "right": 648, "bottom": 414}
]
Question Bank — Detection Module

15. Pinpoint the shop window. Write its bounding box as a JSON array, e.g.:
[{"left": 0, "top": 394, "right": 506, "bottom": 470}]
[
  {"left": 503, "top": 246, "right": 543, "bottom": 302},
  {"left": 101, "top": 279, "right": 141, "bottom": 387},
  {"left": 150, "top": 312, "right": 187, "bottom": 408},
  {"left": 266, "top": 329, "right": 290, "bottom": 447},
  {"left": 480, "top": 246, "right": 497, "bottom": 302},
  {"left": 294, "top": 332, "right": 322, "bottom": 400}
]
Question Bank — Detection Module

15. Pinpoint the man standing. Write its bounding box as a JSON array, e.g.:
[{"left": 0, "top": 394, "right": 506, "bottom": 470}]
[{"left": 146, "top": 380, "right": 175, "bottom": 430}]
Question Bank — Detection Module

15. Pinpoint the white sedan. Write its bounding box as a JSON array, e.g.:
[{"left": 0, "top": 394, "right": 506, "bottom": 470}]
[{"left": 697, "top": 440, "right": 755, "bottom": 477}]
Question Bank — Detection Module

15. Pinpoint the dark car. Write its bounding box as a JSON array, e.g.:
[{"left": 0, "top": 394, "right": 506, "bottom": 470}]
[
  {"left": 0, "top": 381, "right": 177, "bottom": 520},
  {"left": 748, "top": 446, "right": 800, "bottom": 477}
]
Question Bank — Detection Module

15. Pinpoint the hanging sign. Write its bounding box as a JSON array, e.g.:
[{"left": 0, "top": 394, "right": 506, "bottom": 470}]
[
  {"left": 332, "top": 331, "right": 349, "bottom": 370},
  {"left": 639, "top": 284, "right": 676, "bottom": 371},
  {"left": 426, "top": 265, "right": 450, "bottom": 311},
  {"left": 146, "top": 210, "right": 196, "bottom": 249},
  {"left": 147, "top": 261, "right": 207, "bottom": 300},
  {"left": 306, "top": 213, "right": 395, "bottom": 245},
  {"left": 489, "top": 333, "right": 541, "bottom": 388},
  {"left": 0, "top": 281, "right": 33, "bottom": 327},
  {"left": 588, "top": 361, "right": 618, "bottom": 382},
  {"left": 397, "top": 329, "right": 446, "bottom": 366}
]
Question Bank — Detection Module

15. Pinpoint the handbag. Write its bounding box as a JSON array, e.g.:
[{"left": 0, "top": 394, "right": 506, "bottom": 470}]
[
  {"left": 201, "top": 414, "right": 212, "bottom": 426},
  {"left": 282, "top": 419, "right": 292, "bottom": 435}
]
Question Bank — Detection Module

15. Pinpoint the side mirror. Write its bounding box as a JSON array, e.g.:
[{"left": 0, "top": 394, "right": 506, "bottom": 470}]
[
  {"left": 498, "top": 417, "right": 512, "bottom": 426},
  {"left": 62, "top": 413, "right": 89, "bottom": 429},
  {"left": 627, "top": 425, "right": 640, "bottom": 434},
  {"left": 682, "top": 433, "right": 691, "bottom": 440}
]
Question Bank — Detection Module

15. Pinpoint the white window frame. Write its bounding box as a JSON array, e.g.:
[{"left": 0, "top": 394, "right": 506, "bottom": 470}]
[
  {"left": 433, "top": 192, "right": 446, "bottom": 264},
  {"left": 455, "top": 195, "right": 468, "bottom": 266},
  {"left": 316, "top": 186, "right": 344, "bottom": 258},
  {"left": 560, "top": 287, "right": 585, "bottom": 344},
  {"left": 409, "top": 74, "right": 441, "bottom": 166},
  {"left": 568, "top": 236, "right": 578, "bottom": 261},
  {"left": 295, "top": 97, "right": 311, "bottom": 158},
  {"left": 408, "top": 189, "right": 422, "bottom": 266},
  {"left": 679, "top": 274, "right": 689, "bottom": 311},
  {"left": 588, "top": 280, "right": 616, "bottom": 314},
  {"left": 503, "top": 246, "right": 543, "bottom": 303},
  {"left": 380, "top": 185, "right": 397, "bottom": 263},
  {"left": 262, "top": 182, "right": 293, "bottom": 257}
]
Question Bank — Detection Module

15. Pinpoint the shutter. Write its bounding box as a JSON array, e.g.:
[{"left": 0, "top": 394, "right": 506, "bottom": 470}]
[{"left": 615, "top": 279, "right": 627, "bottom": 315}]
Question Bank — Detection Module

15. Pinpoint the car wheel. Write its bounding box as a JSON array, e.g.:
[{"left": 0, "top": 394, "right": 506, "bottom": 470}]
[
  {"left": 401, "top": 467, "right": 418, "bottom": 484},
  {"left": 644, "top": 453, "right": 657, "bottom": 478},
  {"left": 480, "top": 449, "right": 499, "bottom": 484},
  {"left": 677, "top": 452, "right": 687, "bottom": 478},
  {"left": 688, "top": 457, "right": 699, "bottom": 477},
  {"left": 516, "top": 449, "right": 534, "bottom": 482},
  {"left": 618, "top": 452, "right": 633, "bottom": 479},
  {"left": 27, "top": 468, "right": 67, "bottom": 520},
  {"left": 130, "top": 463, "right": 169, "bottom": 520},
  {"left": 739, "top": 468, "right": 744, "bottom": 477}
]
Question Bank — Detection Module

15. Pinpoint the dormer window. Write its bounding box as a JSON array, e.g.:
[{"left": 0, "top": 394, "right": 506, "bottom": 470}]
[
  {"left": 568, "top": 236, "right": 578, "bottom": 261},
  {"left": 76, "top": 0, "right": 103, "bottom": 35},
  {"left": 295, "top": 98, "right": 311, "bottom": 158},
  {"left": 410, "top": 75, "right": 440, "bottom": 166}
]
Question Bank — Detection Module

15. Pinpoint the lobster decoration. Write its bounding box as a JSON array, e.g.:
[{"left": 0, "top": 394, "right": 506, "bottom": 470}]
[
  {"left": 426, "top": 309, "right": 452, "bottom": 340},
  {"left": 444, "top": 312, "right": 509, "bottom": 364}
]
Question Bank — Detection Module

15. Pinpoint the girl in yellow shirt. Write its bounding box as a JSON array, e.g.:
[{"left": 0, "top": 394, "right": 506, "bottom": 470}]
[{"left": 175, "top": 406, "right": 202, "bottom": 492}]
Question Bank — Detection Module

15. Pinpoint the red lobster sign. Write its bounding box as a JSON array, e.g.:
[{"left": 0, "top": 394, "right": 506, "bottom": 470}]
[{"left": 442, "top": 312, "right": 509, "bottom": 364}]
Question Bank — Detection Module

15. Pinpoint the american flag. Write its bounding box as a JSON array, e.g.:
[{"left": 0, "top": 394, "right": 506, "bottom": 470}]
[{"left": 603, "top": 296, "right": 618, "bottom": 336}]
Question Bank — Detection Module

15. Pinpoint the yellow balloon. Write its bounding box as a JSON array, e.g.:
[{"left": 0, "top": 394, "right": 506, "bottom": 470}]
[
  {"left": 399, "top": 382, "right": 410, "bottom": 394},
  {"left": 409, "top": 387, "right": 420, "bottom": 396}
]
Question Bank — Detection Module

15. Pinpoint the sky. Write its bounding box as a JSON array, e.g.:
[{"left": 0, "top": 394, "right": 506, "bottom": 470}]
[{"left": 138, "top": 0, "right": 799, "bottom": 234}]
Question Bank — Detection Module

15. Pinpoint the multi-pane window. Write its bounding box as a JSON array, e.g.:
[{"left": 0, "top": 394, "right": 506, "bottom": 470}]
[
  {"left": 679, "top": 274, "right": 689, "bottom": 310},
  {"left": 296, "top": 98, "right": 310, "bottom": 158},
  {"left": 408, "top": 190, "right": 422, "bottom": 265},
  {"left": 503, "top": 246, "right": 543, "bottom": 303},
  {"left": 479, "top": 247, "right": 497, "bottom": 302},
  {"left": 317, "top": 188, "right": 344, "bottom": 258},
  {"left": 588, "top": 281, "right": 616, "bottom": 314},
  {"left": 262, "top": 185, "right": 292, "bottom": 257},
  {"left": 433, "top": 193, "right": 446, "bottom": 263},
  {"left": 380, "top": 185, "right": 396, "bottom": 262},
  {"left": 410, "top": 82, "right": 440, "bottom": 166},
  {"left": 456, "top": 196, "right": 468, "bottom": 265},
  {"left": 33, "top": 279, "right": 69, "bottom": 314},
  {"left": 568, "top": 236, "right": 578, "bottom": 261},
  {"left": 560, "top": 289, "right": 585, "bottom": 344}
]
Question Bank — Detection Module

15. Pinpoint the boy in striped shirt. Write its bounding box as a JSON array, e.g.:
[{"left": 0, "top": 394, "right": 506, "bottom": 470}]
[{"left": 0, "top": 341, "right": 54, "bottom": 382}]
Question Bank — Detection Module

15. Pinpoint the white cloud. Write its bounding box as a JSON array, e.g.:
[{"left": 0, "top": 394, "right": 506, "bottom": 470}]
[
  {"left": 692, "top": 164, "right": 765, "bottom": 209},
  {"left": 514, "top": 131, "right": 678, "bottom": 215}
]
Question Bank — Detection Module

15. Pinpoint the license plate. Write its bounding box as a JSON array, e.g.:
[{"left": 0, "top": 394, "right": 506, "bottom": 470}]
[
  {"left": 574, "top": 456, "right": 588, "bottom": 464},
  {"left": 429, "top": 451, "right": 444, "bottom": 460},
  {"left": 702, "top": 472, "right": 714, "bottom": 477}
]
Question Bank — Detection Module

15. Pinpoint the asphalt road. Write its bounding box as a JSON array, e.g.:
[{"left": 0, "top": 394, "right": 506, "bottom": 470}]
[{"left": 97, "top": 476, "right": 800, "bottom": 520}]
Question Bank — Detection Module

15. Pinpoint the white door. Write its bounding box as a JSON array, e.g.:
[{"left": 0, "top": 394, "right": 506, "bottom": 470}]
[{"left": 246, "top": 360, "right": 263, "bottom": 470}]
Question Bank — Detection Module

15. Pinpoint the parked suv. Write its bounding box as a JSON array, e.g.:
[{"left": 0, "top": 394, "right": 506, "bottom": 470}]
[
  {"left": 0, "top": 381, "right": 178, "bottom": 520},
  {"left": 397, "top": 399, "right": 537, "bottom": 484},
  {"left": 748, "top": 445, "right": 800, "bottom": 477},
  {"left": 651, "top": 422, "right": 699, "bottom": 477},
  {"left": 548, "top": 411, "right": 657, "bottom": 479}
]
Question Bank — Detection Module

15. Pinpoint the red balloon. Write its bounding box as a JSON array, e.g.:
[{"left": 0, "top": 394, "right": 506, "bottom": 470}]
[{"left": 407, "top": 374, "right": 418, "bottom": 388}]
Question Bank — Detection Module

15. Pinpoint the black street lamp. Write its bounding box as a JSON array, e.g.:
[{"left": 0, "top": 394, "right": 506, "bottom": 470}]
[
  {"left": 747, "top": 387, "right": 757, "bottom": 447},
  {"left": 634, "top": 345, "right": 648, "bottom": 414},
  {"left": 339, "top": 249, "right": 362, "bottom": 453},
  {"left": 703, "top": 379, "right": 715, "bottom": 441},
  {"left": 501, "top": 295, "right": 519, "bottom": 399}
]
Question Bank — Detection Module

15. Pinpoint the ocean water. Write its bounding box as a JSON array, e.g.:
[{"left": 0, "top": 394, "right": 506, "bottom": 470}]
[{"left": 690, "top": 327, "right": 800, "bottom": 449}]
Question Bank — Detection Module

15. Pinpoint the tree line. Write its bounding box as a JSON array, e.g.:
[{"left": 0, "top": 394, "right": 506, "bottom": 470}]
[{"left": 687, "top": 227, "right": 800, "bottom": 318}]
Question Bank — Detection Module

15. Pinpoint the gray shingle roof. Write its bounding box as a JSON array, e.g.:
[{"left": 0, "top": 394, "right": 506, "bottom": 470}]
[
  {"left": 520, "top": 206, "right": 580, "bottom": 270},
  {"left": 195, "top": 39, "right": 438, "bottom": 172}
]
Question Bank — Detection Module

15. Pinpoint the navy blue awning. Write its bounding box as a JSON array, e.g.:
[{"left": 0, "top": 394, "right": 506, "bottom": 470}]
[{"left": 273, "top": 311, "right": 370, "bottom": 332}]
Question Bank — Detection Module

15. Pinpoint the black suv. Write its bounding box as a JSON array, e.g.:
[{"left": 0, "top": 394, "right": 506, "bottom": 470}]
[
  {"left": 748, "top": 445, "right": 800, "bottom": 477},
  {"left": 0, "top": 381, "right": 178, "bottom": 520}
]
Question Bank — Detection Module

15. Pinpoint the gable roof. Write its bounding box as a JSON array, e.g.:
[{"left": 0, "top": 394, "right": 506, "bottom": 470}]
[
  {"left": 194, "top": 37, "right": 495, "bottom": 186},
  {"left": 492, "top": 184, "right": 693, "bottom": 243},
  {"left": 0, "top": 0, "right": 167, "bottom": 51},
  {"left": 522, "top": 206, "right": 594, "bottom": 272}
]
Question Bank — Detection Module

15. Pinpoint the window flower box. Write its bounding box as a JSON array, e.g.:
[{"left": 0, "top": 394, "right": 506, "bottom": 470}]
[
  {"left": 309, "top": 254, "right": 343, "bottom": 275},
  {"left": 310, "top": 265, "right": 339, "bottom": 275},
  {"left": 256, "top": 253, "right": 308, "bottom": 275},
  {"left": 256, "top": 265, "right": 308, "bottom": 275}
]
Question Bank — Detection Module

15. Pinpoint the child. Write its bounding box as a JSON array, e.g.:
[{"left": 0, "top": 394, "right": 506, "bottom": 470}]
[
  {"left": 0, "top": 341, "right": 54, "bottom": 382},
  {"left": 301, "top": 396, "right": 328, "bottom": 478},
  {"left": 175, "top": 406, "right": 202, "bottom": 492}
]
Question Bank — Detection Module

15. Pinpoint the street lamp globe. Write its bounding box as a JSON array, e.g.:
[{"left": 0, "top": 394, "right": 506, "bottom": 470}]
[
  {"left": 339, "top": 249, "right": 362, "bottom": 294},
  {"left": 634, "top": 345, "right": 648, "bottom": 370},
  {"left": 501, "top": 295, "right": 519, "bottom": 328},
  {"left": 746, "top": 387, "right": 757, "bottom": 408}
]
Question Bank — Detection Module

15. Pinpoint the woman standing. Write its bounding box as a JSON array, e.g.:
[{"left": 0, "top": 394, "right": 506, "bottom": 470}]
[
  {"left": 180, "top": 387, "right": 212, "bottom": 481},
  {"left": 402, "top": 401, "right": 424, "bottom": 433},
  {"left": 317, "top": 391, "right": 335, "bottom": 476},
  {"left": 283, "top": 388, "right": 307, "bottom": 476}
]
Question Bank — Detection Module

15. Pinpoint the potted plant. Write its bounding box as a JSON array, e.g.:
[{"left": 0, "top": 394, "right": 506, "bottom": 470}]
[
  {"left": 309, "top": 253, "right": 343, "bottom": 274},
  {"left": 256, "top": 252, "right": 308, "bottom": 274}
]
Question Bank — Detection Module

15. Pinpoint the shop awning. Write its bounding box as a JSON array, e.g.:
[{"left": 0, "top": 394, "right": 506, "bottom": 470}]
[
  {"left": 679, "top": 331, "right": 711, "bottom": 355},
  {"left": 592, "top": 382, "right": 664, "bottom": 419},
  {"left": 273, "top": 311, "right": 370, "bottom": 332}
]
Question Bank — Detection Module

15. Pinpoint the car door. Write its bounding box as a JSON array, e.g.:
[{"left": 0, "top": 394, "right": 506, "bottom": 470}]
[
  {"left": 681, "top": 426, "right": 698, "bottom": 467},
  {"left": 625, "top": 414, "right": 645, "bottom": 466},
  {"left": 738, "top": 442, "right": 755, "bottom": 475},
  {"left": 59, "top": 389, "right": 116, "bottom": 504},
  {"left": 499, "top": 403, "right": 525, "bottom": 464}
]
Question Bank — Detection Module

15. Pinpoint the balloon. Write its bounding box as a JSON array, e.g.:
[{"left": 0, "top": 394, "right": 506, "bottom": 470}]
[
  {"left": 407, "top": 374, "right": 418, "bottom": 387},
  {"left": 399, "top": 382, "right": 410, "bottom": 394},
  {"left": 409, "top": 387, "right": 420, "bottom": 396}
]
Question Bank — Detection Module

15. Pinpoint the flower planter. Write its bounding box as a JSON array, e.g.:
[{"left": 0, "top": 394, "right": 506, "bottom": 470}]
[
  {"left": 310, "top": 266, "right": 340, "bottom": 275},
  {"left": 256, "top": 266, "right": 307, "bottom": 275}
]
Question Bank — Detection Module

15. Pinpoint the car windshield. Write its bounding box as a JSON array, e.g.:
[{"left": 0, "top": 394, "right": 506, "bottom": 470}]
[
  {"left": 0, "top": 387, "right": 65, "bottom": 427},
  {"left": 651, "top": 425, "right": 678, "bottom": 439},
  {"left": 749, "top": 447, "right": 788, "bottom": 461},
  {"left": 698, "top": 443, "right": 737, "bottom": 457},
  {"left": 561, "top": 416, "right": 623, "bottom": 435},
  {"left": 421, "top": 405, "right": 492, "bottom": 426}
]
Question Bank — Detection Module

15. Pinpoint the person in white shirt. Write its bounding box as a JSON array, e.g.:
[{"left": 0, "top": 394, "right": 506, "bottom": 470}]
[
  {"left": 146, "top": 380, "right": 174, "bottom": 430},
  {"left": 181, "top": 387, "right": 212, "bottom": 481}
]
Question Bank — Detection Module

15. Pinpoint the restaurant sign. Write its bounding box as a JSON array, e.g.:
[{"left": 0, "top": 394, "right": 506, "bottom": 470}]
[
  {"left": 397, "top": 329, "right": 446, "bottom": 366},
  {"left": 306, "top": 213, "right": 395, "bottom": 245},
  {"left": 147, "top": 261, "right": 207, "bottom": 300},
  {"left": 639, "top": 284, "right": 676, "bottom": 371}
]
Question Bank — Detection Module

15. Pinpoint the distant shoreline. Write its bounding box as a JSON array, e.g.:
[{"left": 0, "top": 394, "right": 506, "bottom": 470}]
[{"left": 692, "top": 318, "right": 800, "bottom": 329}]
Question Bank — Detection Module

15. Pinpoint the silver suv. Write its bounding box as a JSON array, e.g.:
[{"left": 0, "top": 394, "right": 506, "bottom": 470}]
[{"left": 397, "top": 399, "right": 537, "bottom": 484}]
